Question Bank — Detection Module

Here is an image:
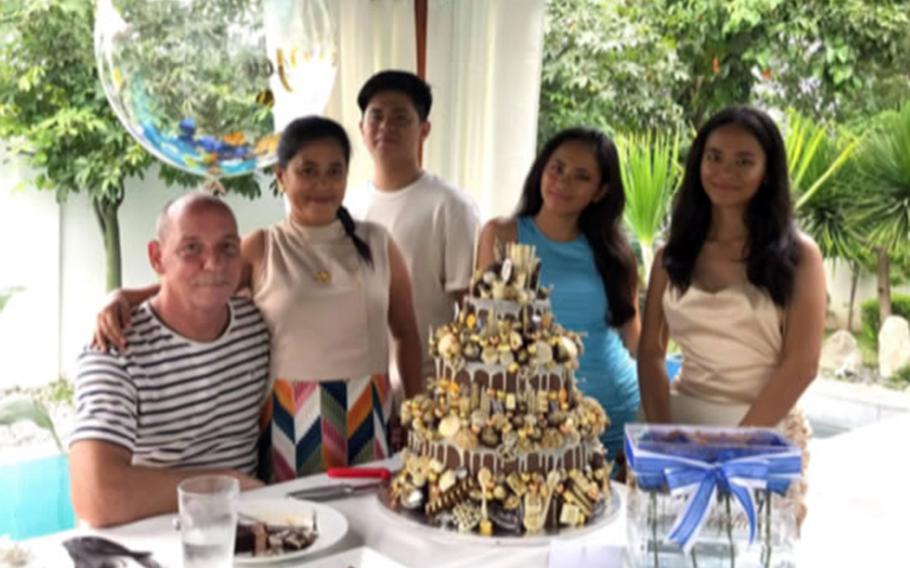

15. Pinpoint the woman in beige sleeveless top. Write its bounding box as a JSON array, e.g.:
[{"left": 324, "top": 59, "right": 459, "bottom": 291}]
[
  {"left": 243, "top": 117, "right": 421, "bottom": 480},
  {"left": 637, "top": 106, "right": 827, "bottom": 523}
]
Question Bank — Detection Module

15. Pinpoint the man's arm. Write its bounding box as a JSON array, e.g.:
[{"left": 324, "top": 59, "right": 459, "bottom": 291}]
[
  {"left": 443, "top": 197, "right": 482, "bottom": 298},
  {"left": 69, "top": 440, "right": 262, "bottom": 528},
  {"left": 387, "top": 239, "right": 423, "bottom": 397}
]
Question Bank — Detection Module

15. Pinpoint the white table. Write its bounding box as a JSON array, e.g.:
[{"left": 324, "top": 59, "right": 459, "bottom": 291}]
[
  {"left": 26, "top": 413, "right": 910, "bottom": 567},
  {"left": 25, "top": 461, "right": 627, "bottom": 567},
  {"left": 794, "top": 412, "right": 910, "bottom": 567}
]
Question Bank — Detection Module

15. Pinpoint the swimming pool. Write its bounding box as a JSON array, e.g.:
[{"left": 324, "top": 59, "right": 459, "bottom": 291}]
[{"left": 0, "top": 454, "right": 75, "bottom": 540}]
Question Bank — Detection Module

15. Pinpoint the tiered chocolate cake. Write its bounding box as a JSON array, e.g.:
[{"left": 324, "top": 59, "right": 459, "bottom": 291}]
[{"left": 387, "top": 244, "right": 613, "bottom": 536}]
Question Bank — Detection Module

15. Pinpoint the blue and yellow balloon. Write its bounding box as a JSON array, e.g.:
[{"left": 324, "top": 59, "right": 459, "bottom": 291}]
[{"left": 95, "top": 0, "right": 337, "bottom": 187}]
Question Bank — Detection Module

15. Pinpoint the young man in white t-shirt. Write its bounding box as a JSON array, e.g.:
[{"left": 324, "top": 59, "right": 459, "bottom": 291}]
[{"left": 356, "top": 70, "right": 480, "bottom": 383}]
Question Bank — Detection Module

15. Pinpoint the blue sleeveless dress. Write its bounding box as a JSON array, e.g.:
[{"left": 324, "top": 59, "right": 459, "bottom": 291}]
[{"left": 517, "top": 216, "right": 640, "bottom": 460}]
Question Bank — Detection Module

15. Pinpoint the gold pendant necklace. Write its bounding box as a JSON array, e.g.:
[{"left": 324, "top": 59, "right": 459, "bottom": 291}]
[
  {"left": 303, "top": 248, "right": 332, "bottom": 285},
  {"left": 290, "top": 218, "right": 336, "bottom": 285}
]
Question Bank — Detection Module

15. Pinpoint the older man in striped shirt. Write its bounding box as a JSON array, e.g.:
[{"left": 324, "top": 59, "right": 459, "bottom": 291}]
[{"left": 68, "top": 193, "right": 270, "bottom": 527}]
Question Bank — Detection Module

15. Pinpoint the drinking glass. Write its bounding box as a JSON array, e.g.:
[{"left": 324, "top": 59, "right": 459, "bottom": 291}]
[{"left": 178, "top": 475, "right": 239, "bottom": 568}]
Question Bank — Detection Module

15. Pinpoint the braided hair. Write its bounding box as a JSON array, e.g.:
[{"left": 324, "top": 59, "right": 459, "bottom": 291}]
[{"left": 277, "top": 116, "right": 373, "bottom": 266}]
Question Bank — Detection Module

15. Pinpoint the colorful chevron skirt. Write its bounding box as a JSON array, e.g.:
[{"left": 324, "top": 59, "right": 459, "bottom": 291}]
[{"left": 260, "top": 374, "right": 392, "bottom": 482}]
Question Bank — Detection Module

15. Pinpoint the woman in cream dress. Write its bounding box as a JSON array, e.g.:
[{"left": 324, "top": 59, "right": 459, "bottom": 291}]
[{"left": 637, "top": 106, "right": 826, "bottom": 521}]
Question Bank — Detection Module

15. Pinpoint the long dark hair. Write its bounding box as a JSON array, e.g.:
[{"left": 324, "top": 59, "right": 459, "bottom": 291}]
[
  {"left": 517, "top": 127, "right": 637, "bottom": 327},
  {"left": 663, "top": 105, "right": 799, "bottom": 306},
  {"left": 277, "top": 116, "right": 372, "bottom": 266}
]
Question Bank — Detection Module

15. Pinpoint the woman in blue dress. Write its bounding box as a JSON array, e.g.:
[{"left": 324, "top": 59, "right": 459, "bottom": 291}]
[{"left": 477, "top": 127, "right": 640, "bottom": 464}]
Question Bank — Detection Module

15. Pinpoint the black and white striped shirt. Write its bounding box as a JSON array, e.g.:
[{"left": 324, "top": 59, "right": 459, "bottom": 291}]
[{"left": 70, "top": 297, "right": 270, "bottom": 475}]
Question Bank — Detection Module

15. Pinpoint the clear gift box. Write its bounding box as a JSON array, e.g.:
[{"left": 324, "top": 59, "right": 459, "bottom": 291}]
[{"left": 624, "top": 424, "right": 801, "bottom": 568}]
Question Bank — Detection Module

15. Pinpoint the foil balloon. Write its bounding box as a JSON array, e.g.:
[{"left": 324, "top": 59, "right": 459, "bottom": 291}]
[{"left": 95, "top": 0, "right": 336, "bottom": 179}]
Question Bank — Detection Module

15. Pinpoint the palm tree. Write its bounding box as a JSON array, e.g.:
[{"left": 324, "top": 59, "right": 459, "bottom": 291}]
[
  {"left": 854, "top": 103, "right": 910, "bottom": 324},
  {"left": 617, "top": 130, "right": 683, "bottom": 282},
  {"left": 785, "top": 110, "right": 859, "bottom": 211},
  {"left": 786, "top": 110, "right": 865, "bottom": 329}
]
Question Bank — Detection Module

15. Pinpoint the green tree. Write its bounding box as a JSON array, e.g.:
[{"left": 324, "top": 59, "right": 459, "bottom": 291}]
[
  {"left": 854, "top": 103, "right": 910, "bottom": 324},
  {"left": 539, "top": 0, "right": 688, "bottom": 143},
  {"left": 540, "top": 0, "right": 910, "bottom": 135},
  {"left": 0, "top": 0, "right": 264, "bottom": 291},
  {"left": 785, "top": 110, "right": 866, "bottom": 329},
  {"left": 650, "top": 0, "right": 910, "bottom": 126}
]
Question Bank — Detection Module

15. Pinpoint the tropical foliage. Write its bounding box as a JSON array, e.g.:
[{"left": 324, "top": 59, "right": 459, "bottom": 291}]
[
  {"left": 0, "top": 397, "right": 63, "bottom": 452},
  {"left": 616, "top": 131, "right": 683, "bottom": 281},
  {"left": 854, "top": 103, "right": 910, "bottom": 322}
]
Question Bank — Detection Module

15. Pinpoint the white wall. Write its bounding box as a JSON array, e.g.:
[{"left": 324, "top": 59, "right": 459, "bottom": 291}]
[
  {"left": 0, "top": 155, "right": 61, "bottom": 389},
  {"left": 825, "top": 261, "right": 875, "bottom": 331},
  {"left": 0, "top": 146, "right": 287, "bottom": 387},
  {"left": 825, "top": 260, "right": 910, "bottom": 332}
]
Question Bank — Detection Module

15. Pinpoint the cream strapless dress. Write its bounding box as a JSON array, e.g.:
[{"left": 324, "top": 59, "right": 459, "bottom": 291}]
[{"left": 663, "top": 282, "right": 809, "bottom": 523}]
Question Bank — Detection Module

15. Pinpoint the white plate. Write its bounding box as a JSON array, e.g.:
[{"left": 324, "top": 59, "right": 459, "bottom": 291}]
[
  {"left": 302, "top": 546, "right": 406, "bottom": 568},
  {"left": 234, "top": 498, "right": 348, "bottom": 565},
  {"left": 375, "top": 482, "right": 621, "bottom": 547}
]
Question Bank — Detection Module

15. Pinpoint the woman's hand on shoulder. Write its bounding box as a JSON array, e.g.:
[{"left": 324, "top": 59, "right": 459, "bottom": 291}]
[
  {"left": 93, "top": 290, "right": 133, "bottom": 352},
  {"left": 476, "top": 217, "right": 518, "bottom": 270}
]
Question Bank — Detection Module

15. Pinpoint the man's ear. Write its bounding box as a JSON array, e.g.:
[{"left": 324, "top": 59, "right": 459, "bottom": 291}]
[
  {"left": 148, "top": 240, "right": 165, "bottom": 275},
  {"left": 420, "top": 120, "right": 431, "bottom": 141}
]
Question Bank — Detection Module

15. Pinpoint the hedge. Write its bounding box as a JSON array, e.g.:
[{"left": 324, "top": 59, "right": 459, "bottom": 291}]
[{"left": 860, "top": 294, "right": 910, "bottom": 348}]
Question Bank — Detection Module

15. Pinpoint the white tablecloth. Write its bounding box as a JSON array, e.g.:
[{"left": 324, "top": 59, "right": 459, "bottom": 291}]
[
  {"left": 25, "top": 413, "right": 910, "bottom": 567},
  {"left": 25, "top": 459, "right": 627, "bottom": 568}
]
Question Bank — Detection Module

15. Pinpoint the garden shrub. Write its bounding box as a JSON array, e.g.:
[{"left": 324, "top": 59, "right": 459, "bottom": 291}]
[
  {"left": 860, "top": 294, "right": 910, "bottom": 348},
  {"left": 887, "top": 364, "right": 910, "bottom": 389}
]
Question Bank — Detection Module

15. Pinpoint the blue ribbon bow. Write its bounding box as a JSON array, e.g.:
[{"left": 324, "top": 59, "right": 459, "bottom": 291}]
[{"left": 626, "top": 436, "right": 801, "bottom": 553}]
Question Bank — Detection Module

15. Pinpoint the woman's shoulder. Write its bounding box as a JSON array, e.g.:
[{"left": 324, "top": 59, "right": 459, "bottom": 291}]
[
  {"left": 794, "top": 230, "right": 821, "bottom": 255},
  {"left": 793, "top": 230, "right": 823, "bottom": 269},
  {"left": 241, "top": 228, "right": 268, "bottom": 259},
  {"left": 480, "top": 216, "right": 518, "bottom": 242}
]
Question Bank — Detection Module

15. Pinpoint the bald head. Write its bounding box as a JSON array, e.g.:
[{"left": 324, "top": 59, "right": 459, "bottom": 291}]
[
  {"left": 148, "top": 192, "right": 243, "bottom": 317},
  {"left": 156, "top": 192, "right": 238, "bottom": 243}
]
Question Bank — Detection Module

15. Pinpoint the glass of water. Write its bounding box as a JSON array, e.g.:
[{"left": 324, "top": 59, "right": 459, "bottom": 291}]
[{"left": 178, "top": 475, "right": 239, "bottom": 568}]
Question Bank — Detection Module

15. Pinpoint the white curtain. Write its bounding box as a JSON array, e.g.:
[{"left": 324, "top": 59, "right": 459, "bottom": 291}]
[
  {"left": 323, "top": 0, "right": 416, "bottom": 216},
  {"left": 424, "top": 0, "right": 546, "bottom": 220},
  {"left": 324, "top": 0, "right": 546, "bottom": 220}
]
